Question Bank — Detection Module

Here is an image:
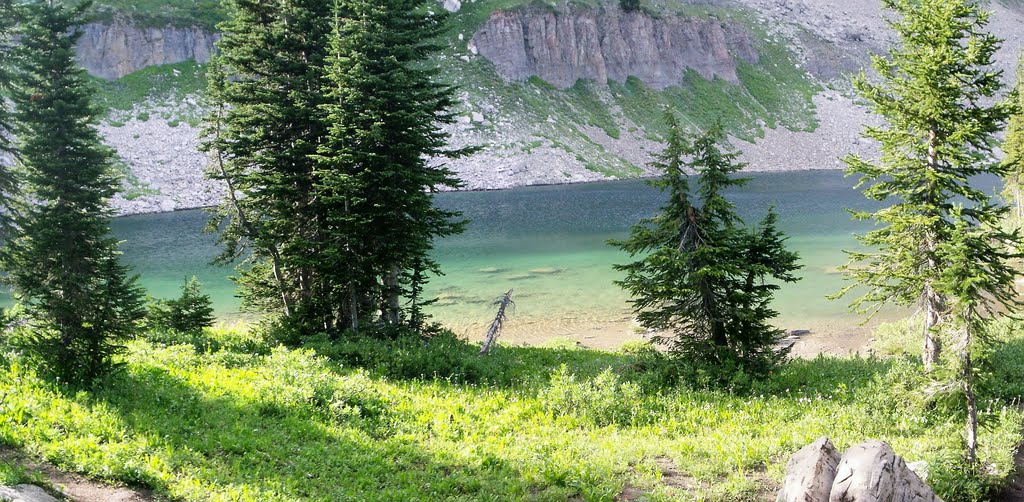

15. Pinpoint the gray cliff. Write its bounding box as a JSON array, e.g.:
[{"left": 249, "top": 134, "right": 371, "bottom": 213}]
[
  {"left": 471, "top": 7, "right": 759, "bottom": 89},
  {"left": 77, "top": 20, "right": 218, "bottom": 79}
]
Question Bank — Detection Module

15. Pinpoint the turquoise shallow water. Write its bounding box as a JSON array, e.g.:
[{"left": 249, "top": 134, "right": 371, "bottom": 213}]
[{"left": 21, "top": 170, "right": 1004, "bottom": 342}]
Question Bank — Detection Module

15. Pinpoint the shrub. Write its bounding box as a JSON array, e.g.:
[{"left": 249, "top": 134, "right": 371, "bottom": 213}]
[
  {"left": 146, "top": 277, "right": 214, "bottom": 335},
  {"left": 619, "top": 0, "right": 641, "bottom": 12}
]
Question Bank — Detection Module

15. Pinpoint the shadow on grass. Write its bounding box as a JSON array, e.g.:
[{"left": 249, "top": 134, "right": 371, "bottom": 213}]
[{"left": 90, "top": 358, "right": 552, "bottom": 500}]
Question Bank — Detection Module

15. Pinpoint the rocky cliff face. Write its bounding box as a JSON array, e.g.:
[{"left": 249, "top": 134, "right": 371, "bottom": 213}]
[
  {"left": 471, "top": 7, "right": 759, "bottom": 89},
  {"left": 77, "top": 20, "right": 217, "bottom": 80}
]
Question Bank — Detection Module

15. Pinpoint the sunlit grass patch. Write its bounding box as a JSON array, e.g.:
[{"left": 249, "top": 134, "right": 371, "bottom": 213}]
[{"left": 0, "top": 322, "right": 1020, "bottom": 501}]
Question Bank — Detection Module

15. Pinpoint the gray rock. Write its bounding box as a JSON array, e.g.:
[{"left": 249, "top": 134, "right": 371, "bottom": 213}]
[
  {"left": 829, "top": 441, "right": 942, "bottom": 502},
  {"left": 441, "top": 0, "right": 461, "bottom": 13},
  {"left": 777, "top": 436, "right": 841, "bottom": 502},
  {"left": 471, "top": 6, "right": 758, "bottom": 90},
  {"left": 0, "top": 485, "right": 59, "bottom": 502},
  {"left": 77, "top": 21, "right": 219, "bottom": 80}
]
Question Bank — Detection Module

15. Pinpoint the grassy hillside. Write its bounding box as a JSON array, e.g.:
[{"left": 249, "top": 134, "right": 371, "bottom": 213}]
[{"left": 1, "top": 322, "right": 1023, "bottom": 501}]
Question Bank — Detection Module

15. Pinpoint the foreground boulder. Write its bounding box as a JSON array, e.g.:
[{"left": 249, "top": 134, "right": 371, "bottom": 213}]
[
  {"left": 0, "top": 485, "right": 58, "bottom": 502},
  {"left": 777, "top": 438, "right": 943, "bottom": 502},
  {"left": 830, "top": 441, "right": 942, "bottom": 502},
  {"left": 777, "top": 436, "right": 842, "bottom": 502}
]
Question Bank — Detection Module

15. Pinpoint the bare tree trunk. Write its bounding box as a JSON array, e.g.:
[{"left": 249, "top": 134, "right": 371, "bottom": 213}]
[
  {"left": 963, "top": 311, "right": 978, "bottom": 464},
  {"left": 210, "top": 101, "right": 293, "bottom": 317},
  {"left": 1016, "top": 181, "right": 1022, "bottom": 221},
  {"left": 384, "top": 266, "right": 401, "bottom": 325},
  {"left": 922, "top": 127, "right": 943, "bottom": 370},
  {"left": 347, "top": 284, "right": 359, "bottom": 332},
  {"left": 922, "top": 287, "right": 942, "bottom": 371},
  {"left": 481, "top": 289, "right": 514, "bottom": 354}
]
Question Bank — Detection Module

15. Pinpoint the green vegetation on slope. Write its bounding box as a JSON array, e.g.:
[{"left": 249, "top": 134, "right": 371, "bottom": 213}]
[
  {"left": 85, "top": 0, "right": 820, "bottom": 179},
  {"left": 1, "top": 322, "right": 1023, "bottom": 501},
  {"left": 82, "top": 0, "right": 226, "bottom": 29}
]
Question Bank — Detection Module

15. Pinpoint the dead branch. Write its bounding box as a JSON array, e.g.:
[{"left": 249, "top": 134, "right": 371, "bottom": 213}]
[{"left": 480, "top": 289, "right": 514, "bottom": 355}]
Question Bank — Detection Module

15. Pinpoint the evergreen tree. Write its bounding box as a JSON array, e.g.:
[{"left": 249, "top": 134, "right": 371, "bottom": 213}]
[
  {"left": 620, "top": 0, "right": 641, "bottom": 12},
  {"left": 1004, "top": 54, "right": 1024, "bottom": 223},
  {"left": 4, "top": 0, "right": 144, "bottom": 386},
  {"left": 936, "top": 204, "right": 1019, "bottom": 464},
  {"left": 207, "top": 0, "right": 466, "bottom": 335},
  {"left": 313, "top": 0, "right": 467, "bottom": 332},
  {"left": 834, "top": 0, "right": 1013, "bottom": 370},
  {"left": 146, "top": 277, "right": 215, "bottom": 335},
  {"left": 0, "top": 0, "right": 18, "bottom": 227},
  {"left": 204, "top": 0, "right": 334, "bottom": 330},
  {"left": 612, "top": 115, "right": 800, "bottom": 372}
]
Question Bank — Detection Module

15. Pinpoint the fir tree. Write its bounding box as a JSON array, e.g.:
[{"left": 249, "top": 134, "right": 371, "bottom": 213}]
[
  {"left": 203, "top": 0, "right": 334, "bottom": 330},
  {"left": 0, "top": 0, "right": 18, "bottom": 228},
  {"left": 834, "top": 0, "right": 1013, "bottom": 370},
  {"left": 146, "top": 277, "right": 216, "bottom": 336},
  {"left": 1004, "top": 54, "right": 1024, "bottom": 223},
  {"left": 936, "top": 204, "right": 1019, "bottom": 464},
  {"left": 4, "top": 0, "right": 144, "bottom": 386},
  {"left": 207, "top": 0, "right": 466, "bottom": 336},
  {"left": 612, "top": 115, "right": 800, "bottom": 373},
  {"left": 313, "top": 0, "right": 467, "bottom": 332}
]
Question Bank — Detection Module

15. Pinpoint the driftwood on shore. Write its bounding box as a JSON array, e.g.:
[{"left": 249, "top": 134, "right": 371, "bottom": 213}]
[{"left": 480, "top": 289, "right": 514, "bottom": 355}]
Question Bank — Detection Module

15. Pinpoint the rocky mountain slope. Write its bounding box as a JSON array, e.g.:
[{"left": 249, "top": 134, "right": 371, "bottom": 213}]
[{"left": 65, "top": 0, "right": 1024, "bottom": 215}]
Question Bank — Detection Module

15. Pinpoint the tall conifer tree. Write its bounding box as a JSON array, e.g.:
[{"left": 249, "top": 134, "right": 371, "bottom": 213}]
[
  {"left": 835, "top": 0, "right": 1013, "bottom": 370},
  {"left": 612, "top": 115, "right": 799, "bottom": 372},
  {"left": 205, "top": 0, "right": 334, "bottom": 329},
  {"left": 207, "top": 0, "right": 466, "bottom": 334},
  {"left": 0, "top": 0, "right": 18, "bottom": 226},
  {"left": 313, "top": 0, "right": 466, "bottom": 331},
  {"left": 4, "top": 0, "right": 144, "bottom": 385}
]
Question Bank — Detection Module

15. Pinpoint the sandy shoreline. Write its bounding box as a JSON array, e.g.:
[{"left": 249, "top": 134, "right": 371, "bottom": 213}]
[{"left": 442, "top": 312, "right": 893, "bottom": 358}]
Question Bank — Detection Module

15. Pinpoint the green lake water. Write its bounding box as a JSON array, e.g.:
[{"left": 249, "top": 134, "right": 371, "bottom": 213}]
[{"left": 92, "top": 170, "right": 1002, "bottom": 341}]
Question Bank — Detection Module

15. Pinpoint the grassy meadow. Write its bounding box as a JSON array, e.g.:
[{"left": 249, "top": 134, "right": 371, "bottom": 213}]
[{"left": 1, "top": 321, "right": 1023, "bottom": 501}]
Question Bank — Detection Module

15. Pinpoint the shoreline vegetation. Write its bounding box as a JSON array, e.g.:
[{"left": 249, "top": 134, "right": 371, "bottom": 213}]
[
  {"left": 1, "top": 0, "right": 1023, "bottom": 500},
  {"left": 0, "top": 320, "right": 1023, "bottom": 501}
]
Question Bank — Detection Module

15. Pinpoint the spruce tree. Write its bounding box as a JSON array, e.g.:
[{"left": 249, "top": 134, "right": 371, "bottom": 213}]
[
  {"left": 204, "top": 0, "right": 334, "bottom": 329},
  {"left": 612, "top": 115, "right": 800, "bottom": 373},
  {"left": 0, "top": 0, "right": 18, "bottom": 227},
  {"left": 936, "top": 204, "right": 1019, "bottom": 464},
  {"left": 1004, "top": 55, "right": 1024, "bottom": 223},
  {"left": 4, "top": 0, "right": 144, "bottom": 386},
  {"left": 313, "top": 0, "right": 466, "bottom": 332},
  {"left": 834, "top": 0, "right": 1013, "bottom": 370},
  {"left": 207, "top": 0, "right": 466, "bottom": 335}
]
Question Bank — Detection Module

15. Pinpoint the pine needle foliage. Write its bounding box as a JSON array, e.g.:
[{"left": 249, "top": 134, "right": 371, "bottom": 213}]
[
  {"left": 205, "top": 0, "right": 466, "bottom": 336},
  {"left": 0, "top": 0, "right": 19, "bottom": 229},
  {"left": 146, "top": 277, "right": 215, "bottom": 336},
  {"left": 3, "top": 0, "right": 145, "bottom": 386},
  {"left": 313, "top": 0, "right": 468, "bottom": 332},
  {"left": 611, "top": 114, "right": 800, "bottom": 376},
  {"left": 834, "top": 0, "right": 1015, "bottom": 370}
]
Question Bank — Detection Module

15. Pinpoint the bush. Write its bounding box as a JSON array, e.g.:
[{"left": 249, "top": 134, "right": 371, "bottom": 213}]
[
  {"left": 146, "top": 277, "right": 214, "bottom": 335},
  {"left": 619, "top": 0, "right": 641, "bottom": 12}
]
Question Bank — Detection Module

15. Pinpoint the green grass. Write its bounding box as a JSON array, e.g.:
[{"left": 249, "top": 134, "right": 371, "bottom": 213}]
[
  {"left": 94, "top": 61, "right": 207, "bottom": 115},
  {"left": 76, "top": 0, "right": 227, "bottom": 29},
  {"left": 0, "top": 322, "right": 1022, "bottom": 501}
]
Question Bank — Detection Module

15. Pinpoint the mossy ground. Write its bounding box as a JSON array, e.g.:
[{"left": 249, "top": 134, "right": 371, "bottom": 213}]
[{"left": 0, "top": 320, "right": 1022, "bottom": 501}]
